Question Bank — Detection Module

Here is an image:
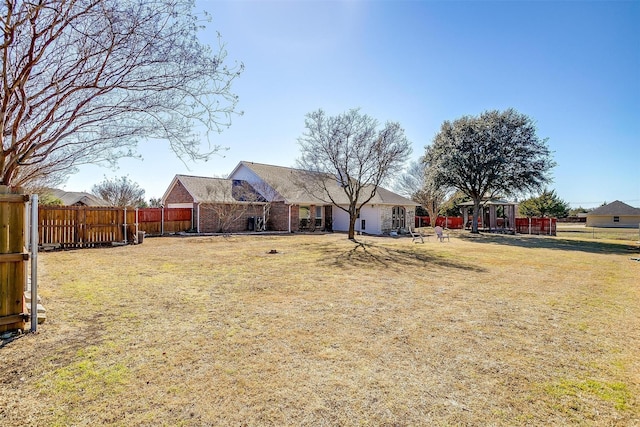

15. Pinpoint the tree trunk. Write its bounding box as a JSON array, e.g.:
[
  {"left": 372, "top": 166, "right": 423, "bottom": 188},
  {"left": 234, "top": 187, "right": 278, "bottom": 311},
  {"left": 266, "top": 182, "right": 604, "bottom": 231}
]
[
  {"left": 471, "top": 200, "right": 481, "bottom": 234},
  {"left": 348, "top": 213, "right": 357, "bottom": 240},
  {"left": 426, "top": 200, "right": 438, "bottom": 228}
]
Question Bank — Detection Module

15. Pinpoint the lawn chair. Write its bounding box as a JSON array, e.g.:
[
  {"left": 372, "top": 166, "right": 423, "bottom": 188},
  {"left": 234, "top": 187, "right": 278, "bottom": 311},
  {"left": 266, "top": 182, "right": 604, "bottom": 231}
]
[
  {"left": 434, "top": 226, "right": 450, "bottom": 242},
  {"left": 409, "top": 227, "right": 426, "bottom": 243}
]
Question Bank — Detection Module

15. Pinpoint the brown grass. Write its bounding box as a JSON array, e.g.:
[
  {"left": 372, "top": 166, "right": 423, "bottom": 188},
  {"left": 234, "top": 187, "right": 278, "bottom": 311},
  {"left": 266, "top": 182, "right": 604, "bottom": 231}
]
[
  {"left": 557, "top": 223, "right": 640, "bottom": 242},
  {"left": 1, "top": 231, "right": 639, "bottom": 426}
]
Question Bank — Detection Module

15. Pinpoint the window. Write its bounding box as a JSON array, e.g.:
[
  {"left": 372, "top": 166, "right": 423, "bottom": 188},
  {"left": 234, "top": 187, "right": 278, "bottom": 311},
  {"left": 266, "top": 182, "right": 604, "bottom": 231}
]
[
  {"left": 361, "top": 219, "right": 366, "bottom": 230},
  {"left": 392, "top": 206, "right": 406, "bottom": 229},
  {"left": 315, "top": 206, "right": 322, "bottom": 227},
  {"left": 613, "top": 216, "right": 620, "bottom": 222},
  {"left": 299, "top": 206, "right": 310, "bottom": 230}
]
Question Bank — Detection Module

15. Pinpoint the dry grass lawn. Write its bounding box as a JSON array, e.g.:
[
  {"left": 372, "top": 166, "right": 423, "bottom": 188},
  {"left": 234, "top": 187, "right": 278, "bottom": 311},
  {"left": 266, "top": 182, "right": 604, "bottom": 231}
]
[{"left": 1, "top": 231, "right": 639, "bottom": 426}]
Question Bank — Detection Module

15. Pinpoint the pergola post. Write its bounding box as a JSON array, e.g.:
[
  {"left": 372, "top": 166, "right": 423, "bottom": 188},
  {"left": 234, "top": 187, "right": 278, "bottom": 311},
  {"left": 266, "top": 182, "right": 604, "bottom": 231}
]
[
  {"left": 509, "top": 205, "right": 516, "bottom": 233},
  {"left": 489, "top": 205, "right": 497, "bottom": 231}
]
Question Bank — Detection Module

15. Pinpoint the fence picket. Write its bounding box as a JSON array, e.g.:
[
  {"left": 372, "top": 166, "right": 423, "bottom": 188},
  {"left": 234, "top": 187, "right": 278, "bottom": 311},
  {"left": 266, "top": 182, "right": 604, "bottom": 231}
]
[{"left": 0, "top": 188, "right": 28, "bottom": 332}]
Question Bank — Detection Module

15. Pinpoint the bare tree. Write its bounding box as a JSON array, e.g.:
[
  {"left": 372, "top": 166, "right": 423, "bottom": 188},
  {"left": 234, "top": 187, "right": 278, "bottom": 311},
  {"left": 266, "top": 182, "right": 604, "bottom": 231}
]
[
  {"left": 395, "top": 160, "right": 451, "bottom": 226},
  {"left": 15, "top": 158, "right": 70, "bottom": 193},
  {"left": 148, "top": 197, "right": 162, "bottom": 208},
  {"left": 297, "top": 108, "right": 412, "bottom": 240},
  {"left": 92, "top": 175, "right": 145, "bottom": 207},
  {"left": 202, "top": 179, "right": 265, "bottom": 233},
  {"left": 0, "top": 0, "right": 243, "bottom": 188}
]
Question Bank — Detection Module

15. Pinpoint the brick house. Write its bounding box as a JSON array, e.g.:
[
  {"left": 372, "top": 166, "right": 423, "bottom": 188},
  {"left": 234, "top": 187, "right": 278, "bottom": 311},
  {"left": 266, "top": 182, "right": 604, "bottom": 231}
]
[
  {"left": 162, "top": 162, "right": 418, "bottom": 235},
  {"left": 229, "top": 161, "right": 418, "bottom": 235}
]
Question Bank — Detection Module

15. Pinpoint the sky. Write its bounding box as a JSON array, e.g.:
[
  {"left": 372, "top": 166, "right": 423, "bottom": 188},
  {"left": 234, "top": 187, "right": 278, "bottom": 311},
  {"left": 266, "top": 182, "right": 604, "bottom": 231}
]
[{"left": 62, "top": 0, "right": 640, "bottom": 209}]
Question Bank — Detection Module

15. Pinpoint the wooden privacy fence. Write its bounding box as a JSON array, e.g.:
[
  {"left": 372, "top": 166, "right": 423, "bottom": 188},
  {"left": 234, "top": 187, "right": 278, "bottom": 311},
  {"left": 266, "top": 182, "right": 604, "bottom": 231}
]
[
  {"left": 0, "top": 188, "right": 29, "bottom": 332},
  {"left": 415, "top": 216, "right": 465, "bottom": 229},
  {"left": 39, "top": 206, "right": 130, "bottom": 247},
  {"left": 415, "top": 215, "right": 557, "bottom": 235},
  {"left": 38, "top": 206, "right": 193, "bottom": 248},
  {"left": 136, "top": 208, "right": 192, "bottom": 235}
]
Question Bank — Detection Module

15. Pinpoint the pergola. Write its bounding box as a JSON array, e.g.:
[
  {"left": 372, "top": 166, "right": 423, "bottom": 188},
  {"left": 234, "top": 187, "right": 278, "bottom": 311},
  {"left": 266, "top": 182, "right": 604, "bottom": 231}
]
[{"left": 459, "top": 199, "right": 518, "bottom": 233}]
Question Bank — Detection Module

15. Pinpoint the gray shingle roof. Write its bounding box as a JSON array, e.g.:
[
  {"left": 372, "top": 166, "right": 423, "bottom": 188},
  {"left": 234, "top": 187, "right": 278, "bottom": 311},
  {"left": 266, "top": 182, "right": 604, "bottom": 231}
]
[
  {"left": 237, "top": 161, "right": 418, "bottom": 206},
  {"left": 45, "top": 189, "right": 110, "bottom": 206},
  {"left": 173, "top": 175, "right": 265, "bottom": 203},
  {"left": 588, "top": 200, "right": 640, "bottom": 216}
]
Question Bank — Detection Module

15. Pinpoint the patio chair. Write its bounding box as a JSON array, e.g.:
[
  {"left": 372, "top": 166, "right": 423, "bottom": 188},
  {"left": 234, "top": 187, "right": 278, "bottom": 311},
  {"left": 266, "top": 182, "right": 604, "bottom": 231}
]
[
  {"left": 409, "top": 227, "right": 426, "bottom": 243},
  {"left": 434, "top": 226, "right": 450, "bottom": 242}
]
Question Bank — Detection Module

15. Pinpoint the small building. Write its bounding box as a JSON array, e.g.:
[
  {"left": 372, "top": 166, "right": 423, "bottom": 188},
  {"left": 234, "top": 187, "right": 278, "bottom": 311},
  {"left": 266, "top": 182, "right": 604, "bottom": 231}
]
[
  {"left": 586, "top": 200, "right": 640, "bottom": 228},
  {"left": 459, "top": 199, "right": 518, "bottom": 233}
]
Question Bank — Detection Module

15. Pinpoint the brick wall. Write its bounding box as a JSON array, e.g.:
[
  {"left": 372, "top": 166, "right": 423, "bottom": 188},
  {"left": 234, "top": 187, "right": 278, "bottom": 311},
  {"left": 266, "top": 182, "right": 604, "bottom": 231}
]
[
  {"left": 165, "top": 181, "right": 193, "bottom": 204},
  {"left": 199, "top": 203, "right": 266, "bottom": 233},
  {"left": 267, "top": 202, "right": 292, "bottom": 231}
]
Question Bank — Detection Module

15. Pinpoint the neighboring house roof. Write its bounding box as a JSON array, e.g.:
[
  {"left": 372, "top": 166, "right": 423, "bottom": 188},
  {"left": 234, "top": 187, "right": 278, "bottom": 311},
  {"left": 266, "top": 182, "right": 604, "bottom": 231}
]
[
  {"left": 164, "top": 174, "right": 265, "bottom": 204},
  {"left": 587, "top": 200, "right": 640, "bottom": 216},
  {"left": 44, "top": 189, "right": 110, "bottom": 206},
  {"left": 459, "top": 198, "right": 516, "bottom": 206},
  {"left": 231, "top": 161, "right": 418, "bottom": 206}
]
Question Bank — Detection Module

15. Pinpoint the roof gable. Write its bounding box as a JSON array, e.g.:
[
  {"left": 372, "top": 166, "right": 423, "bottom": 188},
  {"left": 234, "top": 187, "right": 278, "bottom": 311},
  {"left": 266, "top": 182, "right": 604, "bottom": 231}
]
[
  {"left": 232, "top": 161, "right": 325, "bottom": 204},
  {"left": 588, "top": 200, "right": 640, "bottom": 216},
  {"left": 167, "top": 174, "right": 265, "bottom": 203}
]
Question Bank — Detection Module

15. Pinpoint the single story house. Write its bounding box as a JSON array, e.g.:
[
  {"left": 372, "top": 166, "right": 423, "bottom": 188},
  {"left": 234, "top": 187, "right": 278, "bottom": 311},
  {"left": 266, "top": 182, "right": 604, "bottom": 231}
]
[
  {"left": 586, "top": 200, "right": 640, "bottom": 228},
  {"left": 162, "top": 161, "right": 418, "bottom": 235},
  {"left": 228, "top": 161, "right": 418, "bottom": 235}
]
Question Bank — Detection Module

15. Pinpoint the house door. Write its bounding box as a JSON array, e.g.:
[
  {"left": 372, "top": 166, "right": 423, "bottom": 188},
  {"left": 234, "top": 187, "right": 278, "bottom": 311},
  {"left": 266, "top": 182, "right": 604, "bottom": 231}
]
[{"left": 392, "top": 206, "right": 405, "bottom": 230}]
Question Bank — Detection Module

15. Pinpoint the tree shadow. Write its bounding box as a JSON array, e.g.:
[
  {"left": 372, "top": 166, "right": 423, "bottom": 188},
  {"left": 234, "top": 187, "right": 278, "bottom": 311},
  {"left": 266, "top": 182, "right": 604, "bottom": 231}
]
[
  {"left": 456, "top": 232, "right": 639, "bottom": 256},
  {"left": 331, "top": 239, "right": 486, "bottom": 273}
]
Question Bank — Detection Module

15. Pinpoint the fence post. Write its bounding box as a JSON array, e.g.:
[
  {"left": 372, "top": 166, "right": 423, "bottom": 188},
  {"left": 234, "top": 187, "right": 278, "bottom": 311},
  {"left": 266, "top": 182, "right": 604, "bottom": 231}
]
[
  {"left": 30, "top": 195, "right": 38, "bottom": 332},
  {"left": 161, "top": 206, "right": 165, "bottom": 235},
  {"left": 123, "top": 207, "right": 127, "bottom": 244}
]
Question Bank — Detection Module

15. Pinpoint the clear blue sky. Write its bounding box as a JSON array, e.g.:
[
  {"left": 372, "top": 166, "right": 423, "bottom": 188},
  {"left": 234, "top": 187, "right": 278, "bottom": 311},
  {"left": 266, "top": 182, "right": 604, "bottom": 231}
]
[{"left": 63, "top": 0, "right": 640, "bottom": 209}]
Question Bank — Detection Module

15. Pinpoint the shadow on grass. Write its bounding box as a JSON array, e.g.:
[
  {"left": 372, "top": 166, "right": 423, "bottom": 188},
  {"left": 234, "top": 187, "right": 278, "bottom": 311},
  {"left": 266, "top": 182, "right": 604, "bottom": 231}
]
[
  {"left": 0, "top": 332, "right": 26, "bottom": 349},
  {"left": 330, "top": 240, "right": 486, "bottom": 273},
  {"left": 457, "top": 232, "right": 639, "bottom": 256}
]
